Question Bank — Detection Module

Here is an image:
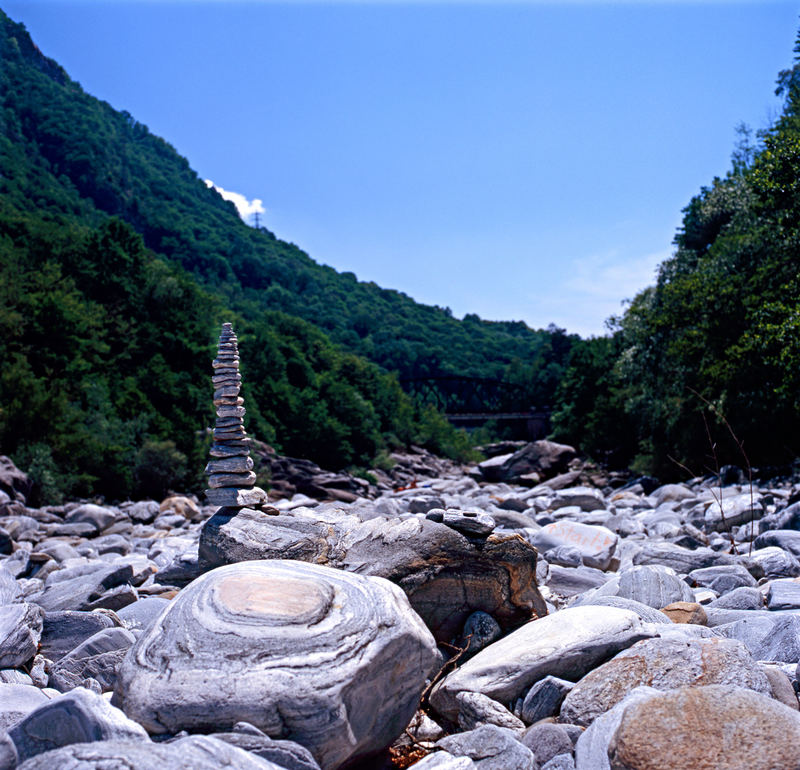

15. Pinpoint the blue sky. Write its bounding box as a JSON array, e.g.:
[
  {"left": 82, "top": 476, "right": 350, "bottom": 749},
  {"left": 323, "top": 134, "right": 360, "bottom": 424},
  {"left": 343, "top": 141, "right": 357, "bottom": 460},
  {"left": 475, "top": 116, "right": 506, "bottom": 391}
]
[{"left": 5, "top": 0, "right": 799, "bottom": 336}]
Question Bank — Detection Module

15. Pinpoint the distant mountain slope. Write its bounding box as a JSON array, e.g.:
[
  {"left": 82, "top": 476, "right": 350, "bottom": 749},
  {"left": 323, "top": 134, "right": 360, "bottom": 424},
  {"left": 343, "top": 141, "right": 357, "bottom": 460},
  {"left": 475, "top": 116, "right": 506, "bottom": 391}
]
[
  {"left": 0, "top": 9, "right": 575, "bottom": 500},
  {"left": 0, "top": 9, "right": 573, "bottom": 388}
]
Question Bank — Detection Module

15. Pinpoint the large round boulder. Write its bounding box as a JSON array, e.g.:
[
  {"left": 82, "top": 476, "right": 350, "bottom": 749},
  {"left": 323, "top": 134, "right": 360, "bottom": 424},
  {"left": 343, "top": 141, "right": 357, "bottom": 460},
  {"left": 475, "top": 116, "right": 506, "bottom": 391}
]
[
  {"left": 113, "top": 560, "right": 438, "bottom": 770},
  {"left": 607, "top": 685, "right": 800, "bottom": 769}
]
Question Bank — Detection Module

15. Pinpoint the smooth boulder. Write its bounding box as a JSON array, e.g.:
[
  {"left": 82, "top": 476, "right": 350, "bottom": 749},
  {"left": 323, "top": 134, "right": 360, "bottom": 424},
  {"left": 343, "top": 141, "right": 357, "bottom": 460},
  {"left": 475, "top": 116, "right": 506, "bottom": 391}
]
[
  {"left": 430, "top": 606, "right": 655, "bottom": 721},
  {"left": 114, "top": 560, "right": 438, "bottom": 770}
]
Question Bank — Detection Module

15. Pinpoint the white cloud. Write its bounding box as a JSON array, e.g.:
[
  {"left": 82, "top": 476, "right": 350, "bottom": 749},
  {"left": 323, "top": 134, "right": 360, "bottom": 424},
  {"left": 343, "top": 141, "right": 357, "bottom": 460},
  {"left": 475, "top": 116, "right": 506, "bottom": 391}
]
[
  {"left": 531, "top": 248, "right": 668, "bottom": 337},
  {"left": 205, "top": 180, "right": 265, "bottom": 223}
]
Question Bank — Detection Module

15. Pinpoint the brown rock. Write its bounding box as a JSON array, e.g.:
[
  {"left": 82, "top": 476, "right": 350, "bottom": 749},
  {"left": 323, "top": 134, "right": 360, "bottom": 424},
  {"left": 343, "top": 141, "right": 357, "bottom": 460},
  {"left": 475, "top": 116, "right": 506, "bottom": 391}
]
[
  {"left": 159, "top": 496, "right": 200, "bottom": 520},
  {"left": 659, "top": 601, "right": 708, "bottom": 625},
  {"left": 608, "top": 685, "right": 800, "bottom": 769},
  {"left": 762, "top": 664, "right": 800, "bottom": 711},
  {"left": 560, "top": 636, "right": 771, "bottom": 726}
]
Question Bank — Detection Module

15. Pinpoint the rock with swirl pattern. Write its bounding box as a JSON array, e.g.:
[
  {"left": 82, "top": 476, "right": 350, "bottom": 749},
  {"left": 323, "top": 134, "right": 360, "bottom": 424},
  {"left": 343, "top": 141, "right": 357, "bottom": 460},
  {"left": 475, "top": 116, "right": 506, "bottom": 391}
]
[{"left": 112, "top": 559, "right": 438, "bottom": 770}]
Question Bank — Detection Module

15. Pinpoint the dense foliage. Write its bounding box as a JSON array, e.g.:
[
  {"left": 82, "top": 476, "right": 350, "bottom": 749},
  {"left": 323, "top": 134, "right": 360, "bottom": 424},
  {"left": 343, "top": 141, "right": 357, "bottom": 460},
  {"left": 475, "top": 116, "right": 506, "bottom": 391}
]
[{"left": 552, "top": 36, "right": 800, "bottom": 476}]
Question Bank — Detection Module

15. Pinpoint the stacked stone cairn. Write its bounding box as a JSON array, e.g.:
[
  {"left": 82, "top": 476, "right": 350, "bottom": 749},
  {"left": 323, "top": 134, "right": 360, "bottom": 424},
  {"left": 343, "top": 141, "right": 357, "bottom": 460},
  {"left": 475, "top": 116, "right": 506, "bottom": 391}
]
[{"left": 204, "top": 323, "right": 267, "bottom": 508}]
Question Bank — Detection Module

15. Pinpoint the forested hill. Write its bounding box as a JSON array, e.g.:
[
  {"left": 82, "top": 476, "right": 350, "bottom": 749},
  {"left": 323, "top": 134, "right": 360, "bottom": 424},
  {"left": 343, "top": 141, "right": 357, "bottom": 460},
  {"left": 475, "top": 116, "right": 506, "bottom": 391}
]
[
  {"left": 0, "top": 10, "right": 570, "bottom": 384},
  {"left": 0, "top": 9, "right": 574, "bottom": 502},
  {"left": 551, "top": 32, "right": 800, "bottom": 478}
]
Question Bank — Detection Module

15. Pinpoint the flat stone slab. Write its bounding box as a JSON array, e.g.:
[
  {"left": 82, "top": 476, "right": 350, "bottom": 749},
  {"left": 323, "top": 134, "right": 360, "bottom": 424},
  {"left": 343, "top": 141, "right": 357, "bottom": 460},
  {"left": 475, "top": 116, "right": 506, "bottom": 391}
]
[
  {"left": 205, "top": 486, "right": 267, "bottom": 507},
  {"left": 113, "top": 560, "right": 438, "bottom": 770}
]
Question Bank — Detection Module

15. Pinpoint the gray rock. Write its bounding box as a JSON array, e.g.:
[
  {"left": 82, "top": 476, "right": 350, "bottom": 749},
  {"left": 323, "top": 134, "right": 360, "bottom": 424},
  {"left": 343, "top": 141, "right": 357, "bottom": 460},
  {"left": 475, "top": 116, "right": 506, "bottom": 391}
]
[
  {"left": 456, "top": 691, "right": 525, "bottom": 732},
  {"left": 650, "top": 484, "right": 696, "bottom": 505},
  {"left": 39, "top": 611, "right": 116, "bottom": 661},
  {"left": 521, "top": 723, "right": 574, "bottom": 765},
  {"left": 754, "top": 529, "right": 800, "bottom": 558},
  {"left": 762, "top": 663, "right": 800, "bottom": 711},
  {"left": 1, "top": 552, "right": 28, "bottom": 581},
  {"left": 64, "top": 504, "right": 118, "bottom": 533},
  {"left": 478, "top": 440, "right": 576, "bottom": 483},
  {"left": 615, "top": 565, "right": 695, "bottom": 608},
  {"left": 704, "top": 493, "right": 763, "bottom": 531},
  {"left": 29, "top": 561, "right": 134, "bottom": 613},
  {"left": 430, "top": 606, "right": 655, "bottom": 721},
  {"left": 436, "top": 724, "right": 536, "bottom": 769},
  {"left": 411, "top": 498, "right": 445, "bottom": 514},
  {"left": 760, "top": 501, "right": 800, "bottom": 533},
  {"left": 49, "top": 627, "right": 136, "bottom": 692},
  {"left": 437, "top": 510, "right": 496, "bottom": 538},
  {"left": 205, "top": 455, "right": 254, "bottom": 474},
  {"left": 715, "top": 614, "right": 800, "bottom": 663},
  {"left": 0, "top": 456, "right": 32, "bottom": 503},
  {"left": 15, "top": 735, "right": 285, "bottom": 770},
  {"left": 533, "top": 521, "right": 617, "bottom": 570},
  {"left": 707, "top": 586, "right": 763, "bottom": 610},
  {"left": 116, "top": 597, "right": 170, "bottom": 630},
  {"left": 0, "top": 566, "right": 21, "bottom": 605},
  {"left": 544, "top": 545, "right": 583, "bottom": 568},
  {"left": 0, "top": 670, "right": 33, "bottom": 685},
  {"left": 460, "top": 611, "right": 502, "bottom": 657},
  {"left": 687, "top": 563, "right": 757, "bottom": 590},
  {"left": 205, "top": 486, "right": 268, "bottom": 507},
  {"left": 541, "top": 756, "right": 575, "bottom": 770},
  {"left": 632, "top": 542, "right": 734, "bottom": 572},
  {"left": 550, "top": 487, "right": 606, "bottom": 513},
  {"left": 748, "top": 547, "right": 800, "bottom": 578},
  {"left": 520, "top": 676, "right": 574, "bottom": 724},
  {"left": 28, "top": 656, "right": 47, "bottom": 688},
  {"left": 211, "top": 731, "right": 321, "bottom": 770},
  {"left": 0, "top": 685, "right": 49, "bottom": 731},
  {"left": 575, "top": 595, "right": 671, "bottom": 624},
  {"left": 6, "top": 687, "right": 147, "bottom": 767},
  {"left": 122, "top": 500, "right": 159, "bottom": 523},
  {"left": 411, "top": 752, "right": 476, "bottom": 769},
  {"left": 767, "top": 579, "right": 800, "bottom": 610},
  {"left": 83, "top": 582, "right": 138, "bottom": 612},
  {"left": 560, "top": 636, "right": 771, "bottom": 726},
  {"left": 546, "top": 565, "right": 610, "bottom": 598},
  {"left": 114, "top": 560, "right": 438, "bottom": 770},
  {"left": 0, "top": 602, "right": 43, "bottom": 668}
]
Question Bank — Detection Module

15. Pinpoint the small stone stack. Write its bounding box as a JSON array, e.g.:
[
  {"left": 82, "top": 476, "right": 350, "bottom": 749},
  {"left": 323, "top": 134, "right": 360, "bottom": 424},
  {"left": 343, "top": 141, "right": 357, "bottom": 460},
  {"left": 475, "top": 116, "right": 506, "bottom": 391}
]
[{"left": 204, "top": 323, "right": 267, "bottom": 508}]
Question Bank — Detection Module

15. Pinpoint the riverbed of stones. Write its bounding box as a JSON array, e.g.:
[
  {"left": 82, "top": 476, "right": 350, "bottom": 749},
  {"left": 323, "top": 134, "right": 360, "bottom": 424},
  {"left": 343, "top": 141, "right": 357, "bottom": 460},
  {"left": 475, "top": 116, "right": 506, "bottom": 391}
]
[{"left": 3, "top": 447, "right": 800, "bottom": 769}]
